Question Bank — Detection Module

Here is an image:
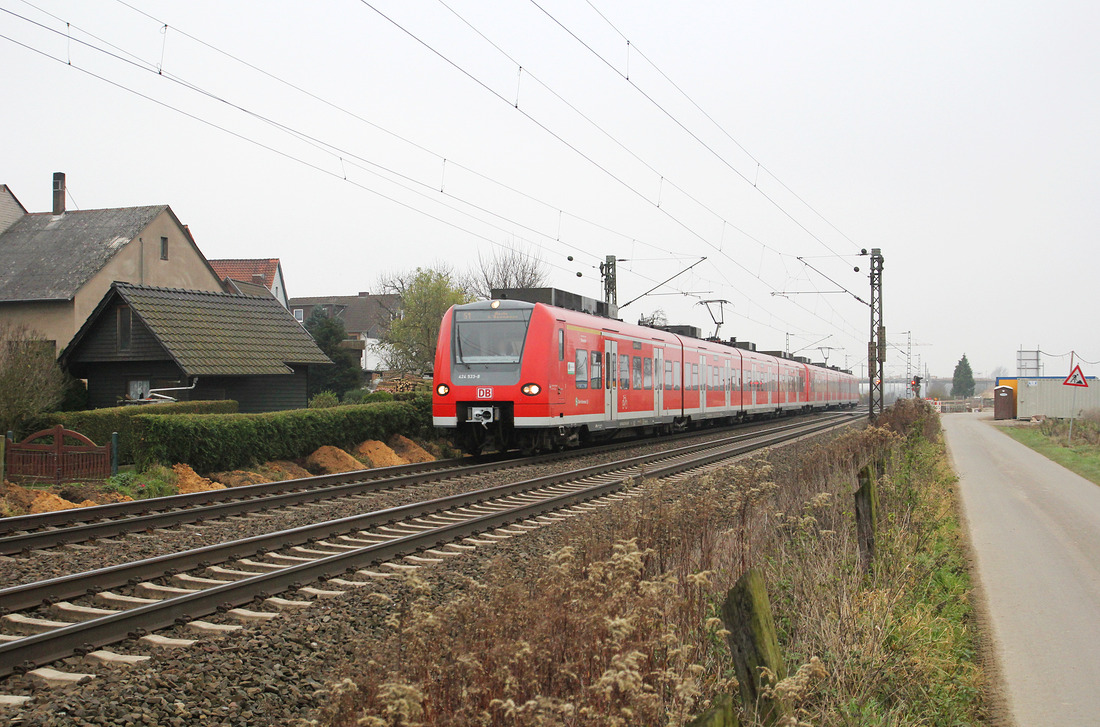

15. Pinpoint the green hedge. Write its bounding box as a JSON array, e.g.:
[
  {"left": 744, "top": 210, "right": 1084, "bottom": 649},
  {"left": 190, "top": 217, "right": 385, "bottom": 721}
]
[
  {"left": 393, "top": 393, "right": 432, "bottom": 437},
  {"left": 131, "top": 400, "right": 427, "bottom": 472},
  {"left": 22, "top": 401, "right": 239, "bottom": 465}
]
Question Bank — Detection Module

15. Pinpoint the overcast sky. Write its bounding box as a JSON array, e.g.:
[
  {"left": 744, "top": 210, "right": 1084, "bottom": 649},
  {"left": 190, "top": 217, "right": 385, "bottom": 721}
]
[{"left": 3, "top": 0, "right": 1097, "bottom": 380}]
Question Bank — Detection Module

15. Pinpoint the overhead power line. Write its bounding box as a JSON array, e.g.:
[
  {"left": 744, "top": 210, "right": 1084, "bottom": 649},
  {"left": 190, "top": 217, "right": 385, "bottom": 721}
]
[{"left": 532, "top": 0, "right": 862, "bottom": 259}]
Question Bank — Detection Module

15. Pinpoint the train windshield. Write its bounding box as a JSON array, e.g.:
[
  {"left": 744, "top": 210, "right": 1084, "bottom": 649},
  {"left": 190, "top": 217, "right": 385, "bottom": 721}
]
[{"left": 453, "top": 307, "right": 532, "bottom": 364}]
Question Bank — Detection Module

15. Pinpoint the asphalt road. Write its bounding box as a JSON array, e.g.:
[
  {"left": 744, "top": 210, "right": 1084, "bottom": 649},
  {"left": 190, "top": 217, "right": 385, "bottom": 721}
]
[{"left": 942, "top": 413, "right": 1100, "bottom": 726}]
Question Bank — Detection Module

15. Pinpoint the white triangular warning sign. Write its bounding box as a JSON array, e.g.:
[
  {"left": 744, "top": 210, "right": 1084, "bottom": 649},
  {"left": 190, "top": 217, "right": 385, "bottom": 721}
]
[{"left": 1064, "top": 365, "right": 1088, "bottom": 387}]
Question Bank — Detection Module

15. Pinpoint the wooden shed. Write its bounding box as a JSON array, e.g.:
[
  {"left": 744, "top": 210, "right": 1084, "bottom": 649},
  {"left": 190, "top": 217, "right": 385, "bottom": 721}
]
[{"left": 59, "top": 282, "right": 332, "bottom": 412}]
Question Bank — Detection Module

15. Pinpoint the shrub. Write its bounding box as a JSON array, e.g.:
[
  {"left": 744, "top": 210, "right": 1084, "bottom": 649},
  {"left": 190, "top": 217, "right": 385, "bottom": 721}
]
[
  {"left": 0, "top": 322, "right": 67, "bottom": 436},
  {"left": 131, "top": 400, "right": 428, "bottom": 472},
  {"left": 341, "top": 388, "right": 372, "bottom": 405},
  {"left": 23, "top": 401, "right": 239, "bottom": 465},
  {"left": 309, "top": 391, "right": 341, "bottom": 409}
]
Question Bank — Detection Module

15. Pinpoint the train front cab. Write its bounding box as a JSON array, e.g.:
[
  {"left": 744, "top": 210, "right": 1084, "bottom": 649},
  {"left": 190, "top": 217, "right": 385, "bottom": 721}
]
[{"left": 432, "top": 300, "right": 545, "bottom": 454}]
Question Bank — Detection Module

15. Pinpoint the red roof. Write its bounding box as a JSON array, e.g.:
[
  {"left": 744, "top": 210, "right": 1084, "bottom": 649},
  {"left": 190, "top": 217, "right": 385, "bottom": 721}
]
[{"left": 208, "top": 258, "right": 280, "bottom": 288}]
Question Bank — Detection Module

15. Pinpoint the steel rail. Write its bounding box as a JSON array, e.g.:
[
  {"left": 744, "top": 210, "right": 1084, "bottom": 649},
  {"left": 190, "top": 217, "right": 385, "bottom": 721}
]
[
  {"left": 0, "top": 413, "right": 854, "bottom": 554},
  {"left": 0, "top": 417, "right": 841, "bottom": 611},
  {"left": 0, "top": 457, "right": 478, "bottom": 536},
  {"left": 0, "top": 414, "right": 855, "bottom": 678}
]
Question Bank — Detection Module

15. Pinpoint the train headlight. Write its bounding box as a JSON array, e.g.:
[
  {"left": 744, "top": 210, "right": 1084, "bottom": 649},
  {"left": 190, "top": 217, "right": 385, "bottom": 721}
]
[
  {"left": 435, "top": 383, "right": 450, "bottom": 396},
  {"left": 521, "top": 383, "right": 541, "bottom": 396}
]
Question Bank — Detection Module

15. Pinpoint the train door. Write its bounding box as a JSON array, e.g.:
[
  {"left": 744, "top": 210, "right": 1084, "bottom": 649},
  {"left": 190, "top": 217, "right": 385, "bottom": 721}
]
[
  {"left": 698, "top": 354, "right": 708, "bottom": 416},
  {"left": 604, "top": 338, "right": 618, "bottom": 423},
  {"left": 654, "top": 348, "right": 664, "bottom": 417},
  {"left": 549, "top": 323, "right": 566, "bottom": 409},
  {"left": 724, "top": 360, "right": 731, "bottom": 410}
]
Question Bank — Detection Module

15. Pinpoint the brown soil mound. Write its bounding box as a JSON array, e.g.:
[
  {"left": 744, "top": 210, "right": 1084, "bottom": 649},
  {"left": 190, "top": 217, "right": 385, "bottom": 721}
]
[
  {"left": 355, "top": 440, "right": 406, "bottom": 468},
  {"left": 96, "top": 491, "right": 135, "bottom": 504},
  {"left": 260, "top": 461, "right": 313, "bottom": 480},
  {"left": 30, "top": 492, "right": 78, "bottom": 514},
  {"left": 209, "top": 470, "right": 267, "bottom": 488},
  {"left": 387, "top": 435, "right": 435, "bottom": 464},
  {"left": 173, "top": 463, "right": 226, "bottom": 493},
  {"left": 305, "top": 446, "right": 365, "bottom": 475},
  {"left": 1, "top": 482, "right": 39, "bottom": 513},
  {"left": 76, "top": 499, "right": 100, "bottom": 508}
]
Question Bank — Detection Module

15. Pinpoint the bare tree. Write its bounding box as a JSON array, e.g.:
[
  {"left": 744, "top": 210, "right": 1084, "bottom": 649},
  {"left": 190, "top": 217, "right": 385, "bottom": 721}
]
[
  {"left": 465, "top": 245, "right": 548, "bottom": 300},
  {"left": 0, "top": 322, "right": 67, "bottom": 435},
  {"left": 637, "top": 309, "right": 669, "bottom": 328}
]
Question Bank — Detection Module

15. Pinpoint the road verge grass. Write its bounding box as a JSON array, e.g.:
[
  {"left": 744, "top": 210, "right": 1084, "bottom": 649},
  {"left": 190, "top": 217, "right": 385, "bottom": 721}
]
[{"left": 1001, "top": 421, "right": 1100, "bottom": 486}]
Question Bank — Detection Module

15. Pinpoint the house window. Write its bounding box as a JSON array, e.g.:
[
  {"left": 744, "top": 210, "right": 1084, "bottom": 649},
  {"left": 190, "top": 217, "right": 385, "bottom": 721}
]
[
  {"left": 117, "top": 306, "right": 132, "bottom": 351},
  {"left": 293, "top": 308, "right": 304, "bottom": 322},
  {"left": 160, "top": 236, "right": 168, "bottom": 260},
  {"left": 127, "top": 379, "right": 150, "bottom": 400}
]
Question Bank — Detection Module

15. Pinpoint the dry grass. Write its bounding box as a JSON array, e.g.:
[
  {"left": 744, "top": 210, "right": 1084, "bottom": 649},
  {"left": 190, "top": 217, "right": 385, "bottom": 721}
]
[{"left": 314, "top": 401, "right": 983, "bottom": 726}]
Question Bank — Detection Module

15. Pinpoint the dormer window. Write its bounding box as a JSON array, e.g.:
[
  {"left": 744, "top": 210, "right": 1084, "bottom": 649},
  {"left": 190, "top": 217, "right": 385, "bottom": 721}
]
[{"left": 160, "top": 236, "right": 168, "bottom": 260}]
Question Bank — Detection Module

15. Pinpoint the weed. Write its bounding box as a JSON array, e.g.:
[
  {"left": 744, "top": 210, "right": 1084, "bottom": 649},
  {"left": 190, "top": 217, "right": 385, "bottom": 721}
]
[
  {"left": 104, "top": 465, "right": 177, "bottom": 499},
  {"left": 315, "top": 401, "right": 984, "bottom": 726}
]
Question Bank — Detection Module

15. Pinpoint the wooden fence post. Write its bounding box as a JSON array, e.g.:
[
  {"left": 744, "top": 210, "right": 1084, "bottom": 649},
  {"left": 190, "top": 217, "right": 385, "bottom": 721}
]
[
  {"left": 1, "top": 433, "right": 6, "bottom": 485},
  {"left": 855, "top": 464, "right": 879, "bottom": 572},
  {"left": 686, "top": 694, "right": 740, "bottom": 727},
  {"left": 720, "top": 568, "right": 787, "bottom": 724},
  {"left": 111, "top": 432, "right": 119, "bottom": 476}
]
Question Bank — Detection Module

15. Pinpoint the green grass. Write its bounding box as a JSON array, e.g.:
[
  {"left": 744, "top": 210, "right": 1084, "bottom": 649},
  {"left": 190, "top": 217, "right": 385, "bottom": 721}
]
[
  {"left": 104, "top": 465, "right": 178, "bottom": 499},
  {"left": 1001, "top": 426, "right": 1100, "bottom": 486}
]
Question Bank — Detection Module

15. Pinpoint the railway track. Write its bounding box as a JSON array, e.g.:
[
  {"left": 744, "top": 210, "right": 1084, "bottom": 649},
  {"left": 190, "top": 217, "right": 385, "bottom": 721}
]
[
  {"left": 0, "top": 413, "right": 857, "bottom": 698},
  {"left": 0, "top": 412, "right": 855, "bottom": 555}
]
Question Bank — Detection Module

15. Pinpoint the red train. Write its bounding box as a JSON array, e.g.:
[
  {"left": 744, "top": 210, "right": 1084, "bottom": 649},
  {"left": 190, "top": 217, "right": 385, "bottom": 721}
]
[{"left": 432, "top": 299, "right": 859, "bottom": 454}]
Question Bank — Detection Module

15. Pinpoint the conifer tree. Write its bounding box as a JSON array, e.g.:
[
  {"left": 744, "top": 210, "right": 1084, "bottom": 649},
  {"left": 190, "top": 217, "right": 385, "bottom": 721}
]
[{"left": 952, "top": 354, "right": 975, "bottom": 398}]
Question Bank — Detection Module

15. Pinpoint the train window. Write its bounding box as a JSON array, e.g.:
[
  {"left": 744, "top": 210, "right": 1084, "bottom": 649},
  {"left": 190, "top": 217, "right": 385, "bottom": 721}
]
[
  {"left": 632, "top": 356, "right": 643, "bottom": 389},
  {"left": 558, "top": 329, "right": 564, "bottom": 361},
  {"left": 712, "top": 366, "right": 719, "bottom": 391},
  {"left": 452, "top": 308, "right": 530, "bottom": 364},
  {"left": 664, "top": 361, "right": 673, "bottom": 389},
  {"left": 575, "top": 350, "right": 589, "bottom": 390},
  {"left": 673, "top": 361, "right": 681, "bottom": 390},
  {"left": 590, "top": 350, "right": 602, "bottom": 390},
  {"left": 691, "top": 363, "right": 699, "bottom": 391},
  {"left": 619, "top": 354, "right": 630, "bottom": 389},
  {"left": 643, "top": 358, "right": 653, "bottom": 390}
]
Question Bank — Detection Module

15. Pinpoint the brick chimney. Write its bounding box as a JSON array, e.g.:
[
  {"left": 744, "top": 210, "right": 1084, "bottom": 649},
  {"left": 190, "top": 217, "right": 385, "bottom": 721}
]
[
  {"left": 52, "top": 172, "right": 65, "bottom": 215},
  {"left": 252, "top": 274, "right": 265, "bottom": 285}
]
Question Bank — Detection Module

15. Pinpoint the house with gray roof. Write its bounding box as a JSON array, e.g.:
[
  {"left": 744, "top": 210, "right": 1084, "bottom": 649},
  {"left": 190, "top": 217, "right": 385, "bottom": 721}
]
[
  {"left": 0, "top": 174, "right": 224, "bottom": 354},
  {"left": 60, "top": 283, "right": 332, "bottom": 412},
  {"left": 287, "top": 292, "right": 402, "bottom": 377}
]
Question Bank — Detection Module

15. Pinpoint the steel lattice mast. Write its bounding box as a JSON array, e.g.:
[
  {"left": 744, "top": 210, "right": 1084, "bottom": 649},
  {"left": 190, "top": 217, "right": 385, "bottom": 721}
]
[{"left": 868, "top": 248, "right": 885, "bottom": 420}]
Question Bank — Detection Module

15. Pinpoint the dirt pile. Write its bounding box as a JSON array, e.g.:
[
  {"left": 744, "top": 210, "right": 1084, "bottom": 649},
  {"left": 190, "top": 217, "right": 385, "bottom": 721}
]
[
  {"left": 209, "top": 470, "right": 268, "bottom": 488},
  {"left": 387, "top": 435, "right": 435, "bottom": 463},
  {"left": 260, "top": 460, "right": 313, "bottom": 480},
  {"left": 354, "top": 440, "right": 405, "bottom": 468},
  {"left": 1, "top": 482, "right": 39, "bottom": 514},
  {"left": 305, "top": 446, "right": 365, "bottom": 475},
  {"left": 173, "top": 463, "right": 226, "bottom": 493},
  {"left": 29, "top": 492, "right": 78, "bottom": 514}
]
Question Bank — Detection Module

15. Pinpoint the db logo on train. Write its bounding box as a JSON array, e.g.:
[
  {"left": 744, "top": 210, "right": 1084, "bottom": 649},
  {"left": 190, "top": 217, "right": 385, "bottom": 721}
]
[{"left": 476, "top": 387, "right": 493, "bottom": 399}]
